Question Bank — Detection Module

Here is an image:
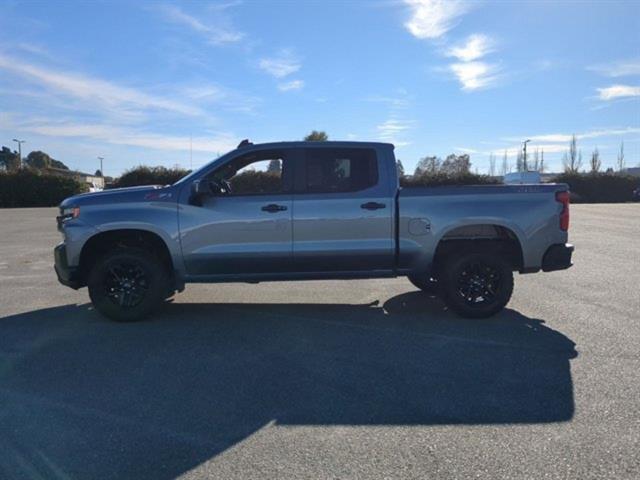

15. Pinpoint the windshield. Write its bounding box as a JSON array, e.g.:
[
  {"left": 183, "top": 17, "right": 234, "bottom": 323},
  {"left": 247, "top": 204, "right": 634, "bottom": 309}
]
[{"left": 172, "top": 149, "right": 233, "bottom": 186}]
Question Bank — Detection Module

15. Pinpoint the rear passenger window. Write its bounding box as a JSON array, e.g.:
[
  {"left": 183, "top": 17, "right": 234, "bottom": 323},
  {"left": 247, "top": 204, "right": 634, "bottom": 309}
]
[{"left": 304, "top": 148, "right": 378, "bottom": 193}]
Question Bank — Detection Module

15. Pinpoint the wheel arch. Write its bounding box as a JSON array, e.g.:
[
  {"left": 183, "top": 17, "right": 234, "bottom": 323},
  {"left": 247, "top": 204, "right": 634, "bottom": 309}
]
[
  {"left": 432, "top": 223, "right": 525, "bottom": 273},
  {"left": 79, "top": 228, "right": 175, "bottom": 285}
]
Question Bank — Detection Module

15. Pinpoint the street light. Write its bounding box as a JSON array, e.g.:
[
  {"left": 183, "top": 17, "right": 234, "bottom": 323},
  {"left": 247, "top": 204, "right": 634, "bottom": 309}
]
[
  {"left": 12, "top": 139, "right": 26, "bottom": 168},
  {"left": 522, "top": 139, "right": 531, "bottom": 171},
  {"left": 97, "top": 156, "right": 104, "bottom": 176}
]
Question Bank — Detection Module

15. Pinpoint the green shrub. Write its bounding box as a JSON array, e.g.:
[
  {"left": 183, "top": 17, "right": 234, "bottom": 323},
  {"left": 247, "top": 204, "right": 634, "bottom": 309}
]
[
  {"left": 555, "top": 172, "right": 638, "bottom": 203},
  {"left": 401, "top": 172, "right": 501, "bottom": 187},
  {"left": 113, "top": 166, "right": 191, "bottom": 188},
  {"left": 0, "top": 169, "right": 88, "bottom": 208},
  {"left": 229, "top": 170, "right": 281, "bottom": 194}
]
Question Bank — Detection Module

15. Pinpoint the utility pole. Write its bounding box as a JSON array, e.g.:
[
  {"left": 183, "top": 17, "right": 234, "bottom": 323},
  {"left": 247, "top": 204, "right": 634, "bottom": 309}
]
[
  {"left": 97, "top": 156, "right": 104, "bottom": 176},
  {"left": 12, "top": 138, "right": 26, "bottom": 168},
  {"left": 190, "top": 134, "right": 193, "bottom": 170},
  {"left": 522, "top": 139, "right": 531, "bottom": 172}
]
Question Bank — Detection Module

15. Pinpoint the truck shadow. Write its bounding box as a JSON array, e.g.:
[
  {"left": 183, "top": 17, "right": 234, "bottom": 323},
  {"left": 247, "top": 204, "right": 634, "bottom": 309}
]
[{"left": 0, "top": 292, "right": 577, "bottom": 479}]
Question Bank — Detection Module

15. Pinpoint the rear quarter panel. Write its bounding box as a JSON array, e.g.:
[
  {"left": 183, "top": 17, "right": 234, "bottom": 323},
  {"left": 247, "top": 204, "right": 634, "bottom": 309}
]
[{"left": 398, "top": 184, "right": 569, "bottom": 273}]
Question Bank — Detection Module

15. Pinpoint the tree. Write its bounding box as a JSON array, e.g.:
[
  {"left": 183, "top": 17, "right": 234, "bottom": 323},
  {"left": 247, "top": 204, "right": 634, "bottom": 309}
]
[
  {"left": 396, "top": 159, "right": 405, "bottom": 177},
  {"left": 488, "top": 153, "right": 496, "bottom": 177},
  {"left": 95, "top": 169, "right": 103, "bottom": 177},
  {"left": 539, "top": 149, "right": 545, "bottom": 173},
  {"left": 516, "top": 151, "right": 524, "bottom": 172},
  {"left": 414, "top": 155, "right": 440, "bottom": 176},
  {"left": 532, "top": 148, "right": 540, "bottom": 172},
  {"left": 563, "top": 134, "right": 582, "bottom": 173},
  {"left": 25, "top": 151, "right": 52, "bottom": 169},
  {"left": 617, "top": 141, "right": 625, "bottom": 172},
  {"left": 266, "top": 159, "right": 281, "bottom": 174},
  {"left": 589, "top": 147, "right": 601, "bottom": 173},
  {"left": 441, "top": 154, "right": 471, "bottom": 175},
  {"left": 24, "top": 150, "right": 69, "bottom": 170},
  {"left": 500, "top": 150, "right": 509, "bottom": 176},
  {"left": 304, "top": 130, "right": 328, "bottom": 141},
  {"left": 0, "top": 146, "right": 21, "bottom": 171}
]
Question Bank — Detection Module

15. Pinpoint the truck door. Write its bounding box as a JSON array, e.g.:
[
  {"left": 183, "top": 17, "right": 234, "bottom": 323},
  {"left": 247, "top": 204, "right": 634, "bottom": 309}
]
[
  {"left": 292, "top": 146, "right": 394, "bottom": 272},
  {"left": 179, "top": 148, "right": 296, "bottom": 276}
]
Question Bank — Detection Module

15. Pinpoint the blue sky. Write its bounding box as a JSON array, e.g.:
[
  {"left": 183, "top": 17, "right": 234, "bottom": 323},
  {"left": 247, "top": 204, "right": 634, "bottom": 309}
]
[{"left": 1, "top": 0, "right": 639, "bottom": 176}]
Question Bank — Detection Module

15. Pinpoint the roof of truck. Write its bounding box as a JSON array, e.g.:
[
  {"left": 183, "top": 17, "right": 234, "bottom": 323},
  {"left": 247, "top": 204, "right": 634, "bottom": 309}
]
[{"left": 235, "top": 140, "right": 395, "bottom": 150}]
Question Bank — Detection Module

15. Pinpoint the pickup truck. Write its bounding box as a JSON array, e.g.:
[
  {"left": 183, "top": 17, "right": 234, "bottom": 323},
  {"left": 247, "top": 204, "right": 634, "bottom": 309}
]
[{"left": 54, "top": 140, "right": 573, "bottom": 321}]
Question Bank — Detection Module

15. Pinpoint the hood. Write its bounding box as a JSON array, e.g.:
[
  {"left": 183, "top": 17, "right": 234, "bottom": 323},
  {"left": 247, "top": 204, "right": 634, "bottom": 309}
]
[{"left": 60, "top": 185, "right": 174, "bottom": 208}]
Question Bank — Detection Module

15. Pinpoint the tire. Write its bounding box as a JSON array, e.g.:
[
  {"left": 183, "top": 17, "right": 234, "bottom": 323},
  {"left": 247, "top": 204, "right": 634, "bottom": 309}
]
[
  {"left": 440, "top": 252, "right": 514, "bottom": 318},
  {"left": 88, "top": 248, "right": 169, "bottom": 322},
  {"left": 407, "top": 274, "right": 439, "bottom": 294}
]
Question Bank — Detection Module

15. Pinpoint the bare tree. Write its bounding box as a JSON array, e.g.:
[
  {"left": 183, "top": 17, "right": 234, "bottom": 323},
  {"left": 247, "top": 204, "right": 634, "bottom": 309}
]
[
  {"left": 414, "top": 156, "right": 440, "bottom": 176},
  {"left": 539, "top": 149, "right": 545, "bottom": 172},
  {"left": 589, "top": 147, "right": 601, "bottom": 173},
  {"left": 516, "top": 151, "right": 524, "bottom": 172},
  {"left": 563, "top": 134, "right": 582, "bottom": 173},
  {"left": 532, "top": 148, "right": 540, "bottom": 172},
  {"left": 488, "top": 153, "right": 496, "bottom": 177},
  {"left": 617, "top": 141, "right": 625, "bottom": 172},
  {"left": 500, "top": 150, "right": 509, "bottom": 176}
]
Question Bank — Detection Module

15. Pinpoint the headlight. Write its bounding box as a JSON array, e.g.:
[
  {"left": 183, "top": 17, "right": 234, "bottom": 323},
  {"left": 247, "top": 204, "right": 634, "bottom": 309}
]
[{"left": 57, "top": 207, "right": 80, "bottom": 228}]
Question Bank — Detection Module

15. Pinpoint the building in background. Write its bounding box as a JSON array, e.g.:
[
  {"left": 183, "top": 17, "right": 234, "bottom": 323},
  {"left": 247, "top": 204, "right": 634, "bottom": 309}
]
[{"left": 44, "top": 167, "right": 105, "bottom": 191}]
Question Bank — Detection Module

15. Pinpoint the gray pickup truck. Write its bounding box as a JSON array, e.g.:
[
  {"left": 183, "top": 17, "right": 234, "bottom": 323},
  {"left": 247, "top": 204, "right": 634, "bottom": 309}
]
[{"left": 55, "top": 140, "right": 573, "bottom": 321}]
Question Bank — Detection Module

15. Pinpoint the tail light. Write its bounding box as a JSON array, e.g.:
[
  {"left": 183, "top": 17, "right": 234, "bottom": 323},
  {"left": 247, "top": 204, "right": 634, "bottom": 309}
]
[{"left": 556, "top": 191, "right": 570, "bottom": 231}]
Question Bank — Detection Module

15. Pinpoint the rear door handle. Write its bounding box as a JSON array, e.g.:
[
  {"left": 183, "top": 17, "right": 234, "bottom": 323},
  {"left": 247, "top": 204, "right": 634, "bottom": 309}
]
[
  {"left": 360, "top": 202, "right": 386, "bottom": 210},
  {"left": 261, "top": 204, "right": 288, "bottom": 213}
]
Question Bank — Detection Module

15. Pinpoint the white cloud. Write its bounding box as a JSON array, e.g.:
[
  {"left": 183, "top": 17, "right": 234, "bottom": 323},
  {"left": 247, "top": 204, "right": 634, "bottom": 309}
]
[
  {"left": 0, "top": 53, "right": 201, "bottom": 117},
  {"left": 277, "top": 79, "right": 304, "bottom": 91},
  {"left": 449, "top": 61, "right": 500, "bottom": 91},
  {"left": 158, "top": 4, "right": 244, "bottom": 45},
  {"left": 597, "top": 85, "right": 640, "bottom": 100},
  {"left": 12, "top": 119, "right": 237, "bottom": 153},
  {"left": 505, "top": 127, "right": 640, "bottom": 144},
  {"left": 446, "top": 34, "right": 494, "bottom": 62},
  {"left": 258, "top": 50, "right": 301, "bottom": 78},
  {"left": 376, "top": 118, "right": 413, "bottom": 146},
  {"left": 588, "top": 59, "right": 640, "bottom": 78},
  {"left": 403, "top": 0, "right": 469, "bottom": 40}
]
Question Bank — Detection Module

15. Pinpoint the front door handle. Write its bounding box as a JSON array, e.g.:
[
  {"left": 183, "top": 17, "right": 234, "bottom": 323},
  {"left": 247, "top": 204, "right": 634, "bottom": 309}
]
[
  {"left": 261, "top": 204, "right": 288, "bottom": 213},
  {"left": 360, "top": 202, "right": 386, "bottom": 210}
]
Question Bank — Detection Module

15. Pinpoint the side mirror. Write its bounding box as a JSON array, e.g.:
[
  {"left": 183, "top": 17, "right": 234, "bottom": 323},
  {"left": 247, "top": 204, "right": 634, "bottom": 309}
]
[{"left": 192, "top": 179, "right": 213, "bottom": 197}]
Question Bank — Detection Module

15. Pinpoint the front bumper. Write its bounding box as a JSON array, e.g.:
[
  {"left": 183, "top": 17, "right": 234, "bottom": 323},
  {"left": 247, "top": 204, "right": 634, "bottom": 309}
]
[
  {"left": 54, "top": 244, "right": 83, "bottom": 289},
  {"left": 542, "top": 243, "right": 574, "bottom": 272}
]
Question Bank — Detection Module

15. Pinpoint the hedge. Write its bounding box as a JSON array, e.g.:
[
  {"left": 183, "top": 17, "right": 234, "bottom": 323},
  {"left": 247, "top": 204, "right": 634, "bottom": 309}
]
[
  {"left": 554, "top": 172, "right": 638, "bottom": 203},
  {"left": 113, "top": 166, "right": 191, "bottom": 188},
  {"left": 0, "top": 170, "right": 88, "bottom": 208},
  {"left": 401, "top": 172, "right": 500, "bottom": 187}
]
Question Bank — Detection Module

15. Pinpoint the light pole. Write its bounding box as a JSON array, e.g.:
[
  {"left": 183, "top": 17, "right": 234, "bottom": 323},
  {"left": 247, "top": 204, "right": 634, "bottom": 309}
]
[
  {"left": 97, "top": 156, "right": 104, "bottom": 176},
  {"left": 12, "top": 139, "right": 26, "bottom": 168},
  {"left": 522, "top": 139, "right": 531, "bottom": 171}
]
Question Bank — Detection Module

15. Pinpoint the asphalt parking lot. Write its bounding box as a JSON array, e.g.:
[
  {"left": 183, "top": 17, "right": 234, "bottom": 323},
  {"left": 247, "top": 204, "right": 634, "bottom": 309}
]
[{"left": 0, "top": 204, "right": 638, "bottom": 479}]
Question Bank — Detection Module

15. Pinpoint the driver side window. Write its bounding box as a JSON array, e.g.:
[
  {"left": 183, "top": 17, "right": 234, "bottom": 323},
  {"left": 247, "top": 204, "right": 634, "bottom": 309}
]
[{"left": 210, "top": 151, "right": 287, "bottom": 196}]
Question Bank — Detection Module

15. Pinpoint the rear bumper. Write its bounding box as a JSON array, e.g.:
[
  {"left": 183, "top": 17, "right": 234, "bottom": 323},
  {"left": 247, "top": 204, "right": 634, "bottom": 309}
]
[
  {"left": 54, "top": 244, "right": 83, "bottom": 289},
  {"left": 542, "top": 243, "right": 574, "bottom": 272}
]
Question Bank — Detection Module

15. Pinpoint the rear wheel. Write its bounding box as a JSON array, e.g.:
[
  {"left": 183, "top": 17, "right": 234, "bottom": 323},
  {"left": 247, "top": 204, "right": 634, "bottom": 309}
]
[
  {"left": 440, "top": 252, "right": 513, "bottom": 318},
  {"left": 88, "top": 248, "right": 169, "bottom": 322}
]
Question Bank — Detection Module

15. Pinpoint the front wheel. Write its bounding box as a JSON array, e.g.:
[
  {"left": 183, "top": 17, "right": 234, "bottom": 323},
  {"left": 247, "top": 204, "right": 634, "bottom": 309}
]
[
  {"left": 407, "top": 274, "right": 439, "bottom": 294},
  {"left": 440, "top": 252, "right": 514, "bottom": 318},
  {"left": 88, "top": 248, "right": 169, "bottom": 322}
]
